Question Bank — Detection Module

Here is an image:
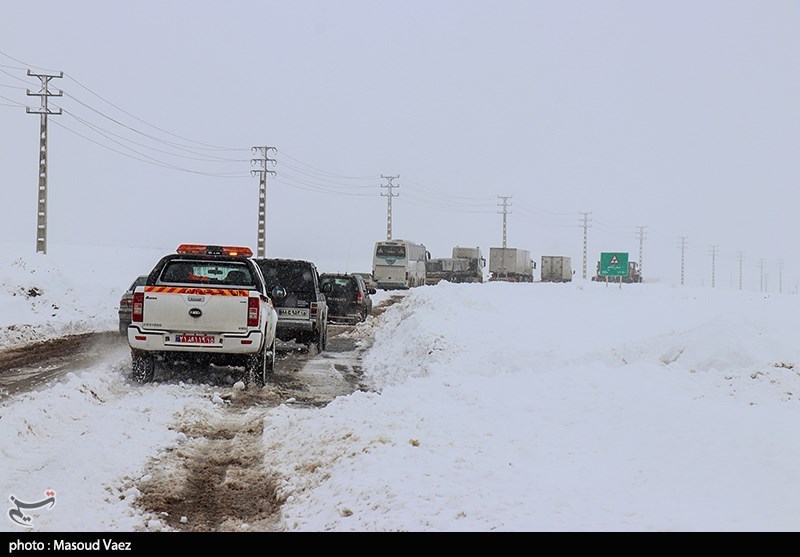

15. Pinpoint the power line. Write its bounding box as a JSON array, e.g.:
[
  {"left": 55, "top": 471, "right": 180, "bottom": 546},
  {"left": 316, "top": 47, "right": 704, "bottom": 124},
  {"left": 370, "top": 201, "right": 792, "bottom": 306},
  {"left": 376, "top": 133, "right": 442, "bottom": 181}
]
[
  {"left": 63, "top": 74, "right": 247, "bottom": 152},
  {"left": 57, "top": 107, "right": 249, "bottom": 164},
  {"left": 50, "top": 119, "right": 249, "bottom": 177}
]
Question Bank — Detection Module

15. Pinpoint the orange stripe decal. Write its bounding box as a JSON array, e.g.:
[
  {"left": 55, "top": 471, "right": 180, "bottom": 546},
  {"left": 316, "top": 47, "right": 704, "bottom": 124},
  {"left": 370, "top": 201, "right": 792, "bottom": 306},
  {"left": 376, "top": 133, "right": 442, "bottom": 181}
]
[{"left": 145, "top": 286, "right": 249, "bottom": 296}]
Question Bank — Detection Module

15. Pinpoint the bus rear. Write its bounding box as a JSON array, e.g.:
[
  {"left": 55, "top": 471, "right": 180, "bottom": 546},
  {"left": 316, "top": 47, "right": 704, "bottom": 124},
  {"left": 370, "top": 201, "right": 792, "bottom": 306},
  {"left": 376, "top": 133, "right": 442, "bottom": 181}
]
[{"left": 372, "top": 241, "right": 411, "bottom": 289}]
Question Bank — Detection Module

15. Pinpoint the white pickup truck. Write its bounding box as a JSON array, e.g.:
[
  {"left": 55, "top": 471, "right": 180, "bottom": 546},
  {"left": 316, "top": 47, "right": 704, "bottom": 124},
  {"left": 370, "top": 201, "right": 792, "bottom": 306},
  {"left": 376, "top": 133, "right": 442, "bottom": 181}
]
[{"left": 127, "top": 244, "right": 279, "bottom": 387}]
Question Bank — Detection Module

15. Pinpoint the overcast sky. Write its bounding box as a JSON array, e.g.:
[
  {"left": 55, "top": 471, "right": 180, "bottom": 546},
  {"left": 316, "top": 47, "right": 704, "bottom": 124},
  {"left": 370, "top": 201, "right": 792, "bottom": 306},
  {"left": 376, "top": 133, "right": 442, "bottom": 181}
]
[{"left": 2, "top": 1, "right": 798, "bottom": 289}]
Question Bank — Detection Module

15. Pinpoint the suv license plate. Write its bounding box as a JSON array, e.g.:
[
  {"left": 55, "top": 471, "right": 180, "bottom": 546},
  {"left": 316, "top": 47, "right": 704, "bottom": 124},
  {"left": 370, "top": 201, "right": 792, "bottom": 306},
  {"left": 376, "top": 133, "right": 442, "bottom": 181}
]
[
  {"left": 280, "top": 309, "right": 307, "bottom": 316},
  {"left": 175, "top": 334, "right": 215, "bottom": 344}
]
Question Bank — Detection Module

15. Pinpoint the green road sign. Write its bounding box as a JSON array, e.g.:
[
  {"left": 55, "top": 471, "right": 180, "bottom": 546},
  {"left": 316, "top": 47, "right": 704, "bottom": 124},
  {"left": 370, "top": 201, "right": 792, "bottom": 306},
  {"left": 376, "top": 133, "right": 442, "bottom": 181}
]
[{"left": 599, "top": 252, "right": 629, "bottom": 277}]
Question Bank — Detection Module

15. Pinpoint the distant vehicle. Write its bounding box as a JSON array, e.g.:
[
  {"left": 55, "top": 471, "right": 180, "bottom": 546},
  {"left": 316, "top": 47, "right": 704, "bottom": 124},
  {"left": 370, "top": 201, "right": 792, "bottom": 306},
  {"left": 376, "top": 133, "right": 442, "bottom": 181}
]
[
  {"left": 118, "top": 275, "right": 148, "bottom": 335},
  {"left": 540, "top": 256, "right": 573, "bottom": 283},
  {"left": 127, "top": 244, "right": 279, "bottom": 387},
  {"left": 372, "top": 239, "right": 430, "bottom": 290},
  {"left": 320, "top": 273, "right": 375, "bottom": 323},
  {"left": 450, "top": 246, "right": 485, "bottom": 283},
  {"left": 425, "top": 257, "right": 470, "bottom": 285},
  {"left": 352, "top": 272, "right": 378, "bottom": 292},
  {"left": 253, "top": 258, "right": 330, "bottom": 352},
  {"left": 592, "top": 260, "right": 643, "bottom": 283},
  {"left": 488, "top": 247, "right": 534, "bottom": 282}
]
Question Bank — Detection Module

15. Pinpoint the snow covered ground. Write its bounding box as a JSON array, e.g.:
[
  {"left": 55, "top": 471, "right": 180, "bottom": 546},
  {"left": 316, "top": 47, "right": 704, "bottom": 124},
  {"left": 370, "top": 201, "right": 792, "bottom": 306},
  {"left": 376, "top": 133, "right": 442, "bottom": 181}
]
[{"left": 3, "top": 241, "right": 800, "bottom": 532}]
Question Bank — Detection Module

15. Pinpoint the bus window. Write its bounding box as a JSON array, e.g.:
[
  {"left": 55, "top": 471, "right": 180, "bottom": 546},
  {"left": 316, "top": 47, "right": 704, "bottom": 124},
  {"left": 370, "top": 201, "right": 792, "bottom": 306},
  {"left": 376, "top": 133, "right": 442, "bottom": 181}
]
[{"left": 376, "top": 245, "right": 406, "bottom": 258}]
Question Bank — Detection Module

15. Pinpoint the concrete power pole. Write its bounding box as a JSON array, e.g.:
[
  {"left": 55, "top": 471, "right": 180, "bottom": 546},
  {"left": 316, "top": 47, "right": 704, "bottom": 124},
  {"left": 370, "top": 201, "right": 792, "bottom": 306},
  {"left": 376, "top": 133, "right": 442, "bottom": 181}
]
[
  {"left": 709, "top": 245, "right": 718, "bottom": 288},
  {"left": 26, "top": 70, "right": 63, "bottom": 255},
  {"left": 678, "top": 236, "right": 688, "bottom": 286},
  {"left": 737, "top": 251, "right": 744, "bottom": 290},
  {"left": 636, "top": 225, "right": 647, "bottom": 280},
  {"left": 380, "top": 175, "right": 399, "bottom": 240},
  {"left": 579, "top": 212, "right": 592, "bottom": 280},
  {"left": 759, "top": 258, "right": 766, "bottom": 293},
  {"left": 497, "top": 196, "right": 512, "bottom": 248},
  {"left": 251, "top": 146, "right": 276, "bottom": 258}
]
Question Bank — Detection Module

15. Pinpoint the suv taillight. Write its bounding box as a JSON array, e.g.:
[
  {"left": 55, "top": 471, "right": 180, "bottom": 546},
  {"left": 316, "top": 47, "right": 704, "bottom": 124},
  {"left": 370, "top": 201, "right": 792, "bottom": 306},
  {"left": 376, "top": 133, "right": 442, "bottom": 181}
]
[
  {"left": 132, "top": 292, "right": 144, "bottom": 322},
  {"left": 310, "top": 302, "right": 318, "bottom": 317},
  {"left": 248, "top": 297, "right": 260, "bottom": 327},
  {"left": 356, "top": 290, "right": 363, "bottom": 307}
]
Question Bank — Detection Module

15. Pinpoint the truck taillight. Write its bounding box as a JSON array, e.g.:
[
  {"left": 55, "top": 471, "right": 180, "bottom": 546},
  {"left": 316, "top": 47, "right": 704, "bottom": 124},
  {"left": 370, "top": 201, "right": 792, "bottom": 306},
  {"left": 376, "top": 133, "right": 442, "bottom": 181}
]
[
  {"left": 247, "top": 297, "right": 259, "bottom": 327},
  {"left": 132, "top": 292, "right": 144, "bottom": 322},
  {"left": 310, "top": 302, "right": 318, "bottom": 317}
]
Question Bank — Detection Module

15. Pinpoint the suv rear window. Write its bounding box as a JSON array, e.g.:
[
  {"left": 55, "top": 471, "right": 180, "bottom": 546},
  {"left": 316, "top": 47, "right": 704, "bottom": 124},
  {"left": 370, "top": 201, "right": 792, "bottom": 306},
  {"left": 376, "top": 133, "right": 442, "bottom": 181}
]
[
  {"left": 257, "top": 261, "right": 316, "bottom": 293},
  {"left": 320, "top": 276, "right": 356, "bottom": 291}
]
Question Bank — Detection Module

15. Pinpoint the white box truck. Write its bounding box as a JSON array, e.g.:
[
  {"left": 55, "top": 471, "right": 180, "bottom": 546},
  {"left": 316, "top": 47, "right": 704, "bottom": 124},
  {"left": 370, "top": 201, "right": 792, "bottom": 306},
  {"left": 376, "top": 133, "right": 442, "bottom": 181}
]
[
  {"left": 540, "top": 256, "right": 573, "bottom": 282},
  {"left": 488, "top": 248, "right": 533, "bottom": 282}
]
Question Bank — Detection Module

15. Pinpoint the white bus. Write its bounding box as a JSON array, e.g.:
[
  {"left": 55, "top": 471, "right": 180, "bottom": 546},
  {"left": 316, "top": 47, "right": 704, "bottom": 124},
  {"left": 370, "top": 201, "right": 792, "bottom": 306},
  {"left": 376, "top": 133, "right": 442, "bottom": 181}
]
[{"left": 372, "top": 239, "right": 429, "bottom": 290}]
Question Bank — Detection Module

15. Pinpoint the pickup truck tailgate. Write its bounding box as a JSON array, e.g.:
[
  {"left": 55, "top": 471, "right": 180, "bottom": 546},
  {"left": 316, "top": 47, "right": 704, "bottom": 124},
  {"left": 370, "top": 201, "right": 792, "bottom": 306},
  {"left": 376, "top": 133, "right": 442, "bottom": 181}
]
[{"left": 142, "top": 287, "right": 251, "bottom": 333}]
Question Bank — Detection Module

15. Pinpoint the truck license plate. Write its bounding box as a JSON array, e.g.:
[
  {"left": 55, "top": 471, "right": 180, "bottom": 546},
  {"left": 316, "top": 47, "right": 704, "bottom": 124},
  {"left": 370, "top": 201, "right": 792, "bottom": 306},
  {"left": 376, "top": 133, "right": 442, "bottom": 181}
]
[{"left": 175, "top": 334, "right": 215, "bottom": 344}]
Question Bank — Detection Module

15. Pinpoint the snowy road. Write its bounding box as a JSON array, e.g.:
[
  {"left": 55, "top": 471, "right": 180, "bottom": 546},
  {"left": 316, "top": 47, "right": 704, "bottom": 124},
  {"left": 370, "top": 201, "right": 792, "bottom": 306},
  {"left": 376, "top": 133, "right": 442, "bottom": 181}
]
[{"left": 0, "top": 318, "right": 378, "bottom": 532}]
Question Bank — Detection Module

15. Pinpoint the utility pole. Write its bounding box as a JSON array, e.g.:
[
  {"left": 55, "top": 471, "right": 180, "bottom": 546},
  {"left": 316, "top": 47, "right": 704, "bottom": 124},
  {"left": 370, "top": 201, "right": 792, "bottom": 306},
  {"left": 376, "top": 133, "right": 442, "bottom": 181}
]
[
  {"left": 678, "top": 236, "right": 688, "bottom": 286},
  {"left": 251, "top": 146, "right": 276, "bottom": 258},
  {"left": 737, "top": 251, "right": 744, "bottom": 290},
  {"left": 759, "top": 258, "right": 765, "bottom": 293},
  {"left": 579, "top": 212, "right": 592, "bottom": 280},
  {"left": 636, "top": 225, "right": 647, "bottom": 280},
  {"left": 380, "top": 175, "right": 399, "bottom": 240},
  {"left": 709, "top": 245, "right": 718, "bottom": 288},
  {"left": 497, "top": 196, "right": 512, "bottom": 248},
  {"left": 26, "top": 70, "right": 63, "bottom": 255}
]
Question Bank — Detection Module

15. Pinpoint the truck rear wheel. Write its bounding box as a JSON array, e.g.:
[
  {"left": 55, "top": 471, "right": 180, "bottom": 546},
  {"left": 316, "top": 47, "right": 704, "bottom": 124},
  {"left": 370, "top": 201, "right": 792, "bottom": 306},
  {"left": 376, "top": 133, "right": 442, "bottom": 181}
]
[
  {"left": 245, "top": 338, "right": 275, "bottom": 388},
  {"left": 131, "top": 350, "right": 155, "bottom": 383}
]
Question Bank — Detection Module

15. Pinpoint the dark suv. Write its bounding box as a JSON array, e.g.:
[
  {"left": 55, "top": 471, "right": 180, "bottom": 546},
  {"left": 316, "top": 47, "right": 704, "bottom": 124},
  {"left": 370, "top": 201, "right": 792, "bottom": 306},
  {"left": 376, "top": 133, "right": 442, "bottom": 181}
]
[
  {"left": 254, "top": 258, "right": 329, "bottom": 352},
  {"left": 319, "top": 273, "right": 375, "bottom": 323},
  {"left": 118, "top": 275, "right": 149, "bottom": 335}
]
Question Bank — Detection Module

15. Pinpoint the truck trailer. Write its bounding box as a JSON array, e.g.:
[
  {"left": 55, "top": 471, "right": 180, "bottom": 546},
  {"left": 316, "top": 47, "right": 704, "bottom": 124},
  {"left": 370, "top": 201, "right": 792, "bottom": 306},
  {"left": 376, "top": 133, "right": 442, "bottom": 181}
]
[
  {"left": 488, "top": 247, "right": 534, "bottom": 282},
  {"left": 425, "top": 258, "right": 470, "bottom": 285},
  {"left": 540, "top": 256, "right": 573, "bottom": 282}
]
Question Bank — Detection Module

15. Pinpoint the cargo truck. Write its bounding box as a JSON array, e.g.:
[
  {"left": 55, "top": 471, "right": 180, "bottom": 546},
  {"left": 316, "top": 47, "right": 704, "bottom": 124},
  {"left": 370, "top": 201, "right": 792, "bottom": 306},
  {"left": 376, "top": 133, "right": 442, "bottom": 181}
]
[
  {"left": 425, "top": 258, "right": 469, "bottom": 285},
  {"left": 451, "top": 246, "right": 485, "bottom": 283},
  {"left": 488, "top": 247, "right": 534, "bottom": 282},
  {"left": 540, "top": 256, "right": 573, "bottom": 282},
  {"left": 591, "top": 260, "right": 643, "bottom": 283}
]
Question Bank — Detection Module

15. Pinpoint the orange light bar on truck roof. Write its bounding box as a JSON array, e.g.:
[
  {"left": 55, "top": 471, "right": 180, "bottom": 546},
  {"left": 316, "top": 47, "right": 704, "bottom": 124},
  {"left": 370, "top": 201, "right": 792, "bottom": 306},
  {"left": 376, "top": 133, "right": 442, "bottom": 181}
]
[{"left": 176, "top": 244, "right": 253, "bottom": 257}]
